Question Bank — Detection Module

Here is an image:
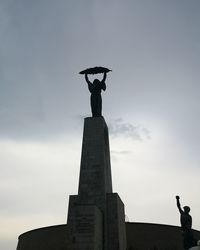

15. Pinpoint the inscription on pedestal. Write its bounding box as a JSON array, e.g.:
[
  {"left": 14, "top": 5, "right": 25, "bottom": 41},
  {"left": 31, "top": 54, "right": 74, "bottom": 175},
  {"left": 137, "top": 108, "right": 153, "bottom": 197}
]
[{"left": 68, "top": 203, "right": 103, "bottom": 250}]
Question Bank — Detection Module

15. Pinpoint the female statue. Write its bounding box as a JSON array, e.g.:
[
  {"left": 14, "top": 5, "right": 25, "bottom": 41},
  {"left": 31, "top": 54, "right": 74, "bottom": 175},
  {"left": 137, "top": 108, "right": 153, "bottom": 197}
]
[{"left": 85, "top": 72, "right": 107, "bottom": 117}]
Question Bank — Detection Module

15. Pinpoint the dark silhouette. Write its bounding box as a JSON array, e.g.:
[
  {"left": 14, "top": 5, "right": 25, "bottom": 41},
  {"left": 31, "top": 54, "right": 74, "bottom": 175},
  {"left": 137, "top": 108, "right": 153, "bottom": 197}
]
[
  {"left": 79, "top": 66, "right": 111, "bottom": 75},
  {"left": 85, "top": 72, "right": 107, "bottom": 117},
  {"left": 176, "top": 195, "right": 196, "bottom": 250}
]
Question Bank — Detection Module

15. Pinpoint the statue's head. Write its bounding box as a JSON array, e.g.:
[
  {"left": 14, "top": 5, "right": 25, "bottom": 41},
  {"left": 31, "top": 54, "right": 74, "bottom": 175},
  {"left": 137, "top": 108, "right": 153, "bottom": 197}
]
[
  {"left": 93, "top": 79, "right": 100, "bottom": 85},
  {"left": 183, "top": 206, "right": 190, "bottom": 214}
]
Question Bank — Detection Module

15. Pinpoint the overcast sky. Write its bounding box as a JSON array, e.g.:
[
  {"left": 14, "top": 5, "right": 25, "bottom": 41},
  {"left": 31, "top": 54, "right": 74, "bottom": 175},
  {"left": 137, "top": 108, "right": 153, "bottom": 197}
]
[{"left": 1, "top": 1, "right": 200, "bottom": 249}]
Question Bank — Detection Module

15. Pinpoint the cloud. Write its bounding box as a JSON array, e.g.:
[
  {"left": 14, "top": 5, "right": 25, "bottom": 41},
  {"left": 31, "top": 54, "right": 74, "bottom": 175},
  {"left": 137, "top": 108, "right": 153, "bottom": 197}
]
[
  {"left": 1, "top": 1, "right": 200, "bottom": 250},
  {"left": 108, "top": 118, "right": 150, "bottom": 141},
  {"left": 111, "top": 150, "right": 131, "bottom": 155}
]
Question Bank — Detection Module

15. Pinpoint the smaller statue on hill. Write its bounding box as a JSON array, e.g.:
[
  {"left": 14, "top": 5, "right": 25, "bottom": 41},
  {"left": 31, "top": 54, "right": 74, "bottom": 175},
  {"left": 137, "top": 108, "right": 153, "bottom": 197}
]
[{"left": 176, "top": 195, "right": 196, "bottom": 250}]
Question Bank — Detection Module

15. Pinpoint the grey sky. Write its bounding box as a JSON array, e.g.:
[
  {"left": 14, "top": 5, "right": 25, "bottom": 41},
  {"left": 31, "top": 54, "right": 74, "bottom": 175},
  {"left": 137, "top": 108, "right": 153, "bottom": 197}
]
[{"left": 1, "top": 1, "right": 200, "bottom": 249}]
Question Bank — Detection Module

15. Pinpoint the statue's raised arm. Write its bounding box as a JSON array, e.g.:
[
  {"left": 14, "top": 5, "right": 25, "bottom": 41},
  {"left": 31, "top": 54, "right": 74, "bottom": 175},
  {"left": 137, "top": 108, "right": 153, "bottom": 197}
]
[
  {"left": 85, "top": 74, "right": 93, "bottom": 93},
  {"left": 176, "top": 195, "right": 183, "bottom": 214},
  {"left": 85, "top": 73, "right": 91, "bottom": 85},
  {"left": 101, "top": 72, "right": 107, "bottom": 91}
]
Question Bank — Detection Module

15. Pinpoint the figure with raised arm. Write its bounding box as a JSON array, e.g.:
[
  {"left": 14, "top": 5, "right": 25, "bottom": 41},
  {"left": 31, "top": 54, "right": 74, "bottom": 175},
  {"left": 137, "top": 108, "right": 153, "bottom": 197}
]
[
  {"left": 176, "top": 195, "right": 196, "bottom": 250},
  {"left": 85, "top": 72, "right": 107, "bottom": 117}
]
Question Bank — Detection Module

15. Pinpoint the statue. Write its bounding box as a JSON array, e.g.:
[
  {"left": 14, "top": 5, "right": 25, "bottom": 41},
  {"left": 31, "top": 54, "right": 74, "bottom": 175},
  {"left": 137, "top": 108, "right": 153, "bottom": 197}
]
[
  {"left": 79, "top": 66, "right": 111, "bottom": 117},
  {"left": 176, "top": 195, "right": 196, "bottom": 250}
]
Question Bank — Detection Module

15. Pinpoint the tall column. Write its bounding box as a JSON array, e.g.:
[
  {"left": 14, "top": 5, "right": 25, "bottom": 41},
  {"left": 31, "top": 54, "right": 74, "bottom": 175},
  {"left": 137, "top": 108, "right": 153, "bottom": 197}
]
[
  {"left": 67, "top": 117, "right": 126, "bottom": 250},
  {"left": 78, "top": 117, "right": 112, "bottom": 206}
]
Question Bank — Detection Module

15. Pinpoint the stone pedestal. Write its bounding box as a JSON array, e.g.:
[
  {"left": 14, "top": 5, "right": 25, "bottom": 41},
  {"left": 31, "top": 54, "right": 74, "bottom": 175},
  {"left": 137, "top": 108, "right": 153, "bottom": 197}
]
[
  {"left": 68, "top": 201, "right": 102, "bottom": 250},
  {"left": 106, "top": 193, "right": 127, "bottom": 250},
  {"left": 67, "top": 117, "right": 126, "bottom": 250}
]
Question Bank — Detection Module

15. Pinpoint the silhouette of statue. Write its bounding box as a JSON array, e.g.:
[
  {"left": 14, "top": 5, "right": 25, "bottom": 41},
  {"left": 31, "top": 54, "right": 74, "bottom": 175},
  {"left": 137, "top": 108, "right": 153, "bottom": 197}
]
[
  {"left": 85, "top": 72, "right": 107, "bottom": 117},
  {"left": 79, "top": 66, "right": 111, "bottom": 117},
  {"left": 176, "top": 196, "right": 196, "bottom": 250}
]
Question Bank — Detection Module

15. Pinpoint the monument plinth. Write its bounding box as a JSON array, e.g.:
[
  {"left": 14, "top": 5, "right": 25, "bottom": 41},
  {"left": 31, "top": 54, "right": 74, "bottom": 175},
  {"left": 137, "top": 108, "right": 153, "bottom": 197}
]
[{"left": 67, "top": 117, "right": 126, "bottom": 250}]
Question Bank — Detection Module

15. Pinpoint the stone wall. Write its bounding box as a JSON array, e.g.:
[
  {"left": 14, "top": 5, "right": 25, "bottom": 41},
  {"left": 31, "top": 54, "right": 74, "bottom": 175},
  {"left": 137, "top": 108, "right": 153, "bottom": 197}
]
[
  {"left": 16, "top": 224, "right": 71, "bottom": 250},
  {"left": 126, "top": 222, "right": 200, "bottom": 250},
  {"left": 16, "top": 222, "right": 200, "bottom": 250}
]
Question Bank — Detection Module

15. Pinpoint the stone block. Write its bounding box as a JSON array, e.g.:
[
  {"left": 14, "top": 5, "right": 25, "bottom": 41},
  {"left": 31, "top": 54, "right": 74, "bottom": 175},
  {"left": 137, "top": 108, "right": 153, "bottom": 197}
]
[
  {"left": 106, "top": 193, "right": 127, "bottom": 250},
  {"left": 67, "top": 200, "right": 103, "bottom": 250}
]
